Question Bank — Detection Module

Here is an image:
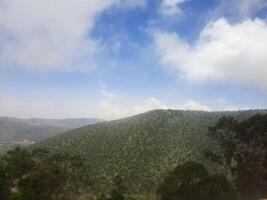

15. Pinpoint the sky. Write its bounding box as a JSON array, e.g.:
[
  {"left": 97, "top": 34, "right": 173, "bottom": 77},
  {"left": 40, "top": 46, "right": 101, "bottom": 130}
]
[{"left": 1, "top": 0, "right": 267, "bottom": 120}]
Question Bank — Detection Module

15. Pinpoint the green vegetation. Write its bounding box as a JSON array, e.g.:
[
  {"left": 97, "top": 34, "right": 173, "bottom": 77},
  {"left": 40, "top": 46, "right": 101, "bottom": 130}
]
[
  {"left": 0, "top": 149, "right": 236, "bottom": 200},
  {"left": 0, "top": 147, "right": 128, "bottom": 200},
  {"left": 110, "top": 175, "right": 126, "bottom": 200},
  {"left": 1, "top": 110, "right": 267, "bottom": 200},
  {"left": 36, "top": 109, "right": 266, "bottom": 193},
  {"left": 0, "top": 147, "right": 92, "bottom": 200},
  {"left": 157, "top": 161, "right": 236, "bottom": 200},
  {"left": 207, "top": 114, "right": 267, "bottom": 200}
]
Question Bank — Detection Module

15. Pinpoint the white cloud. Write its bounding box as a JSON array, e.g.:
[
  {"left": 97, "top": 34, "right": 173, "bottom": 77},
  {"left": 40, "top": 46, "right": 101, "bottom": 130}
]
[
  {"left": 0, "top": 88, "right": 240, "bottom": 120},
  {"left": 99, "top": 82, "right": 117, "bottom": 98},
  {"left": 133, "top": 97, "right": 168, "bottom": 112},
  {"left": 159, "top": 0, "right": 188, "bottom": 16},
  {"left": 219, "top": 0, "right": 267, "bottom": 19},
  {"left": 0, "top": 0, "right": 145, "bottom": 71},
  {"left": 98, "top": 97, "right": 168, "bottom": 119},
  {"left": 120, "top": 0, "right": 146, "bottom": 8},
  {"left": 153, "top": 18, "right": 267, "bottom": 88},
  {"left": 97, "top": 97, "right": 213, "bottom": 119},
  {"left": 98, "top": 100, "right": 129, "bottom": 119},
  {"left": 181, "top": 99, "right": 211, "bottom": 111},
  {"left": 100, "top": 89, "right": 117, "bottom": 98}
]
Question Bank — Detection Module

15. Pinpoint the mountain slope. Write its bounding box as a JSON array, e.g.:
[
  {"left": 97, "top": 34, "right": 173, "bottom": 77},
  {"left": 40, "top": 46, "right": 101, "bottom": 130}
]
[
  {"left": 0, "top": 117, "right": 104, "bottom": 152},
  {"left": 0, "top": 117, "right": 68, "bottom": 142},
  {"left": 36, "top": 109, "right": 267, "bottom": 193},
  {"left": 25, "top": 118, "right": 104, "bottom": 128}
]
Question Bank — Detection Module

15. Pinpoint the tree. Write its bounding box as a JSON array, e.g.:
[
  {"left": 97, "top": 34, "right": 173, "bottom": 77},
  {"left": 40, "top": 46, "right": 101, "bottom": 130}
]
[
  {"left": 0, "top": 160, "right": 9, "bottom": 200},
  {"left": 201, "top": 175, "right": 236, "bottom": 200},
  {"left": 110, "top": 175, "right": 125, "bottom": 200},
  {"left": 208, "top": 114, "right": 267, "bottom": 200},
  {"left": 0, "top": 147, "right": 92, "bottom": 200},
  {"left": 157, "top": 161, "right": 235, "bottom": 200}
]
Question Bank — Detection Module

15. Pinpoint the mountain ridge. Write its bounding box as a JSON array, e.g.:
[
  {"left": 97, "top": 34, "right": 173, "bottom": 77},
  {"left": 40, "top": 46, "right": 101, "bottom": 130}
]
[
  {"left": 36, "top": 109, "right": 267, "bottom": 193},
  {"left": 0, "top": 116, "right": 105, "bottom": 128}
]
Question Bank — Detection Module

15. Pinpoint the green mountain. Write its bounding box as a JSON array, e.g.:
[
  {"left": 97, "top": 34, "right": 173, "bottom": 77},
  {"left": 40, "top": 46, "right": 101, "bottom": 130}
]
[{"left": 36, "top": 109, "right": 267, "bottom": 194}]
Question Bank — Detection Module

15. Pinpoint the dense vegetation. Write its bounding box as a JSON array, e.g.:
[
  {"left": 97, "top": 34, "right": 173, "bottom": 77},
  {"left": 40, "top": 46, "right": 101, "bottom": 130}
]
[
  {"left": 36, "top": 109, "right": 267, "bottom": 193},
  {"left": 157, "top": 161, "right": 236, "bottom": 200},
  {"left": 0, "top": 147, "right": 133, "bottom": 200},
  {"left": 207, "top": 114, "right": 267, "bottom": 200},
  {"left": 0, "top": 147, "right": 93, "bottom": 200},
  {"left": 0, "top": 148, "right": 234, "bottom": 200}
]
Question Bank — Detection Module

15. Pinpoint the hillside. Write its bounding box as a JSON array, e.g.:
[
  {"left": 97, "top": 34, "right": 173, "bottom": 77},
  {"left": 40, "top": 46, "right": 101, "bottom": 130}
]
[
  {"left": 25, "top": 117, "right": 105, "bottom": 128},
  {"left": 0, "top": 117, "right": 104, "bottom": 152},
  {"left": 36, "top": 109, "right": 267, "bottom": 193}
]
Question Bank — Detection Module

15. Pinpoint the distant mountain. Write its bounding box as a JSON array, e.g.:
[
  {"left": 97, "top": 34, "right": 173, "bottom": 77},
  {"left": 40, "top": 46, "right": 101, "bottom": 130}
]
[
  {"left": 25, "top": 118, "right": 105, "bottom": 128},
  {"left": 0, "top": 117, "right": 104, "bottom": 152},
  {"left": 36, "top": 109, "right": 267, "bottom": 193}
]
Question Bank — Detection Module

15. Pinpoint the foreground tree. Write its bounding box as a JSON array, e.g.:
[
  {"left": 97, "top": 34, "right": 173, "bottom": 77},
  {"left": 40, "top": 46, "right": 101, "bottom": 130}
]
[
  {"left": 157, "top": 161, "right": 235, "bottom": 200},
  {"left": 110, "top": 175, "right": 126, "bottom": 200},
  {"left": 0, "top": 159, "right": 9, "bottom": 200},
  {"left": 0, "top": 147, "right": 92, "bottom": 200},
  {"left": 208, "top": 114, "right": 267, "bottom": 200}
]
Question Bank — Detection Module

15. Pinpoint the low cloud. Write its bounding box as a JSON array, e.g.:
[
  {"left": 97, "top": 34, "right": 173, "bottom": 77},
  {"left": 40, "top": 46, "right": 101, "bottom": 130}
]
[
  {"left": 181, "top": 99, "right": 211, "bottom": 111},
  {"left": 0, "top": 89, "right": 240, "bottom": 120},
  {"left": 153, "top": 18, "right": 267, "bottom": 89},
  {"left": 97, "top": 97, "right": 212, "bottom": 119},
  {"left": 133, "top": 97, "right": 168, "bottom": 112},
  {"left": 98, "top": 97, "right": 168, "bottom": 119}
]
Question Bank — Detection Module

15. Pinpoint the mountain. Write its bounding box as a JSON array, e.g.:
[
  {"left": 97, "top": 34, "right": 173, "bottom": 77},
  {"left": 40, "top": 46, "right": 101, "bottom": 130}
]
[
  {"left": 0, "top": 117, "right": 104, "bottom": 152},
  {"left": 35, "top": 109, "right": 267, "bottom": 193},
  {"left": 24, "top": 118, "right": 105, "bottom": 128}
]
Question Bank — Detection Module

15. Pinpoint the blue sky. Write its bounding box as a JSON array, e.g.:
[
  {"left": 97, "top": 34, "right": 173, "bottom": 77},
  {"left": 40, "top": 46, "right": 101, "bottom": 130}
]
[{"left": 1, "top": 0, "right": 267, "bottom": 119}]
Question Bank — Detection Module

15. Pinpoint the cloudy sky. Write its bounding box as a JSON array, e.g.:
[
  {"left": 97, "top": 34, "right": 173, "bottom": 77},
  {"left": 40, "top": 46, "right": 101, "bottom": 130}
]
[{"left": 1, "top": 0, "right": 267, "bottom": 120}]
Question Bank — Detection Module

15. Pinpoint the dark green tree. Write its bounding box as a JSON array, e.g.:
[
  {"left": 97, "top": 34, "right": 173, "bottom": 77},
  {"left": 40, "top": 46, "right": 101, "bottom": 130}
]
[
  {"left": 208, "top": 114, "right": 267, "bottom": 200},
  {"left": 201, "top": 175, "right": 236, "bottom": 200},
  {"left": 157, "top": 161, "right": 235, "bottom": 200},
  {"left": 110, "top": 175, "right": 125, "bottom": 200},
  {"left": 0, "top": 147, "right": 92, "bottom": 200},
  {"left": 97, "top": 193, "right": 109, "bottom": 200},
  {"left": 0, "top": 160, "right": 9, "bottom": 200}
]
